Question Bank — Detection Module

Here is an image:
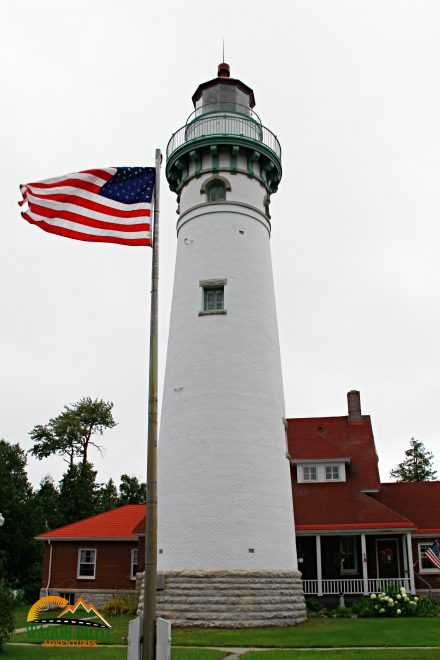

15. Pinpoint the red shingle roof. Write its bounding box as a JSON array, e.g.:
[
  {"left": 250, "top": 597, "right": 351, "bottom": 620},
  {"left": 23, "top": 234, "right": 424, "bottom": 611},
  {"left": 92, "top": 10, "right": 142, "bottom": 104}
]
[
  {"left": 373, "top": 482, "right": 440, "bottom": 534},
  {"left": 36, "top": 504, "right": 145, "bottom": 540},
  {"left": 288, "top": 415, "right": 381, "bottom": 490},
  {"left": 287, "top": 415, "right": 416, "bottom": 530},
  {"left": 293, "top": 483, "right": 414, "bottom": 531}
]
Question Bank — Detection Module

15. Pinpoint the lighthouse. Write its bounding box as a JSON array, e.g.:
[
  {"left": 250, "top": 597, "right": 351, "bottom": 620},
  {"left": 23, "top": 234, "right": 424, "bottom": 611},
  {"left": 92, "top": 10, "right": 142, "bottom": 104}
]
[{"left": 155, "top": 64, "right": 306, "bottom": 627}]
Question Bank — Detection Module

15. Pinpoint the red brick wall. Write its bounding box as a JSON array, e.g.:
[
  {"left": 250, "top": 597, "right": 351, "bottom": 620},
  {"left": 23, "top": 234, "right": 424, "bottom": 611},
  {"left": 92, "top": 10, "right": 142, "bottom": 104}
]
[
  {"left": 40, "top": 541, "right": 138, "bottom": 591},
  {"left": 412, "top": 538, "right": 440, "bottom": 590}
]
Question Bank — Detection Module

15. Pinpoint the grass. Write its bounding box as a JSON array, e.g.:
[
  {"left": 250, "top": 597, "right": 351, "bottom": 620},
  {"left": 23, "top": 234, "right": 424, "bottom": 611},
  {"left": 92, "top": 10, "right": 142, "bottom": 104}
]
[
  {"left": 2, "top": 647, "right": 126, "bottom": 659},
  {"left": 2, "top": 645, "right": 226, "bottom": 659},
  {"left": 12, "top": 605, "right": 31, "bottom": 629},
  {"left": 11, "top": 614, "right": 133, "bottom": 645},
  {"left": 171, "top": 617, "right": 440, "bottom": 648},
  {"left": 242, "top": 653, "right": 440, "bottom": 659}
]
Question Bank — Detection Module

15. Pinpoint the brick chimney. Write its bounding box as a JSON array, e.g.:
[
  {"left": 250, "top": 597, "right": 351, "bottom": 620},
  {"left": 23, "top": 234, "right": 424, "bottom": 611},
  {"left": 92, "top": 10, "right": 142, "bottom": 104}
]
[{"left": 347, "top": 390, "right": 362, "bottom": 424}]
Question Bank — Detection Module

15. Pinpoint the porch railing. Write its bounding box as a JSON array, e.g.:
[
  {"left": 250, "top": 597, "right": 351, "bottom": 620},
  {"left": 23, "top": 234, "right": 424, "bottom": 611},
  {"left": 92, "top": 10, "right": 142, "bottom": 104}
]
[
  {"left": 368, "top": 578, "right": 411, "bottom": 593},
  {"left": 303, "top": 577, "right": 411, "bottom": 596}
]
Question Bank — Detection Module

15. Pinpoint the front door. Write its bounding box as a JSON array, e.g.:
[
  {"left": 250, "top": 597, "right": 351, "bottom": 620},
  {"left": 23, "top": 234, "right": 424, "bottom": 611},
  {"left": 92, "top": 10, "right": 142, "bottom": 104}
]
[{"left": 376, "top": 539, "right": 400, "bottom": 578}]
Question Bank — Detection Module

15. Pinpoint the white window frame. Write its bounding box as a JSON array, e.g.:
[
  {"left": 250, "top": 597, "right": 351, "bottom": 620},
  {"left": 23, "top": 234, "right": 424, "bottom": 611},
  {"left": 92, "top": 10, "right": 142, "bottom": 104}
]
[
  {"left": 297, "top": 463, "right": 346, "bottom": 483},
  {"left": 340, "top": 536, "right": 358, "bottom": 575},
  {"left": 325, "top": 465, "right": 340, "bottom": 481},
  {"left": 418, "top": 542, "right": 440, "bottom": 574},
  {"left": 199, "top": 279, "right": 227, "bottom": 316},
  {"left": 131, "top": 548, "right": 138, "bottom": 581},
  {"left": 77, "top": 548, "right": 97, "bottom": 580},
  {"left": 303, "top": 465, "right": 317, "bottom": 481}
]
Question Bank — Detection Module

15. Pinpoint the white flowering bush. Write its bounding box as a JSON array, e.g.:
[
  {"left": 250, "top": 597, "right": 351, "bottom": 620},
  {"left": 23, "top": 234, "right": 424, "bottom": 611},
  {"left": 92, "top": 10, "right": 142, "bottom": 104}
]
[{"left": 368, "top": 586, "right": 419, "bottom": 617}]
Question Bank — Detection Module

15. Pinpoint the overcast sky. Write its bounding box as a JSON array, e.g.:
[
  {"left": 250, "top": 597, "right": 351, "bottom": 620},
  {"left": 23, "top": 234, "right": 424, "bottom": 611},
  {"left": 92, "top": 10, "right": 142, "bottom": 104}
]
[{"left": 2, "top": 0, "right": 440, "bottom": 490}]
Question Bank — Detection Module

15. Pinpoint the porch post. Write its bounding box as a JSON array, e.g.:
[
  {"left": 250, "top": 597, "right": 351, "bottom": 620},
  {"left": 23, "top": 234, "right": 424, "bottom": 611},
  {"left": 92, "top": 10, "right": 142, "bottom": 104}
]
[
  {"left": 406, "top": 532, "right": 416, "bottom": 594},
  {"left": 402, "top": 533, "right": 409, "bottom": 582},
  {"left": 316, "top": 534, "right": 323, "bottom": 597},
  {"left": 361, "top": 533, "right": 368, "bottom": 594}
]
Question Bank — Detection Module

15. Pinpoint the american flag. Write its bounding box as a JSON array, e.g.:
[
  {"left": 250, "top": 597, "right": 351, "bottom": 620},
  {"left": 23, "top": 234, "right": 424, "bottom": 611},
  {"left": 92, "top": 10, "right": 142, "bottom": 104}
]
[
  {"left": 19, "top": 166, "right": 155, "bottom": 247},
  {"left": 425, "top": 541, "right": 440, "bottom": 570}
]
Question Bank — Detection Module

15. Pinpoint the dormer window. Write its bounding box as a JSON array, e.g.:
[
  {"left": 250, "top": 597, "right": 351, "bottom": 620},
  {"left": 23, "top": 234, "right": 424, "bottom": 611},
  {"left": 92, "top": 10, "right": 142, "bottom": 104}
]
[
  {"left": 206, "top": 180, "right": 226, "bottom": 203},
  {"left": 325, "top": 465, "right": 340, "bottom": 481},
  {"left": 303, "top": 466, "right": 317, "bottom": 481},
  {"left": 296, "top": 461, "right": 347, "bottom": 483}
]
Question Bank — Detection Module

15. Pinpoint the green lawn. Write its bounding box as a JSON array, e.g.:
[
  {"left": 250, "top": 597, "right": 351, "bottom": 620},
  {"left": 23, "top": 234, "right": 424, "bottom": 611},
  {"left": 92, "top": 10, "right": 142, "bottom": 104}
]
[
  {"left": 242, "top": 652, "right": 440, "bottom": 659},
  {"left": 11, "top": 614, "right": 133, "bottom": 645},
  {"left": 9, "top": 613, "right": 440, "bottom": 656},
  {"left": 3, "top": 646, "right": 226, "bottom": 659},
  {"left": 171, "top": 617, "right": 440, "bottom": 648},
  {"left": 12, "top": 605, "right": 31, "bottom": 629}
]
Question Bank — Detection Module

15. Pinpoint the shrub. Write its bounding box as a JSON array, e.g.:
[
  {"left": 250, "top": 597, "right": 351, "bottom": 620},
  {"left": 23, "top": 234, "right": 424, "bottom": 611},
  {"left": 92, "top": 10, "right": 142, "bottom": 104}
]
[
  {"left": 416, "top": 596, "right": 440, "bottom": 617},
  {"left": 0, "top": 581, "right": 15, "bottom": 646},
  {"left": 305, "top": 596, "right": 326, "bottom": 616},
  {"left": 333, "top": 606, "right": 352, "bottom": 618},
  {"left": 352, "top": 596, "right": 375, "bottom": 618},
  {"left": 366, "top": 586, "right": 419, "bottom": 617},
  {"left": 102, "top": 594, "right": 138, "bottom": 616}
]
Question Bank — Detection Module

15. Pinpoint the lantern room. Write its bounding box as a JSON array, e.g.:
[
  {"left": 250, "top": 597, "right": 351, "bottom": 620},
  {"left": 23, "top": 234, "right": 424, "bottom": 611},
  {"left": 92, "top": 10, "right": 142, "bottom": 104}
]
[{"left": 191, "top": 63, "right": 256, "bottom": 117}]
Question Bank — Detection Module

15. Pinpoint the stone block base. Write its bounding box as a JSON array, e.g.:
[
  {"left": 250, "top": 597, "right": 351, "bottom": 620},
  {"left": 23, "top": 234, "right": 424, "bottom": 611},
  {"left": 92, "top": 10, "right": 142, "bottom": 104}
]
[
  {"left": 136, "top": 570, "right": 306, "bottom": 628},
  {"left": 40, "top": 588, "right": 136, "bottom": 609}
]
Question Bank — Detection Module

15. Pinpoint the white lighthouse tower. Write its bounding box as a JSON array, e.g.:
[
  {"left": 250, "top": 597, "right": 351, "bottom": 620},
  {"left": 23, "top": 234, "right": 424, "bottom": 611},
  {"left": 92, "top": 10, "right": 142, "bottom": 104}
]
[{"left": 156, "top": 64, "right": 306, "bottom": 627}]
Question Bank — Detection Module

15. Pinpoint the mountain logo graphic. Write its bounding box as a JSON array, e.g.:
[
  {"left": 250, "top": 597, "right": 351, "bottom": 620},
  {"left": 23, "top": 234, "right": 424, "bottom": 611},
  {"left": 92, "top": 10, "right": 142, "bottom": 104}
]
[{"left": 27, "top": 596, "right": 111, "bottom": 629}]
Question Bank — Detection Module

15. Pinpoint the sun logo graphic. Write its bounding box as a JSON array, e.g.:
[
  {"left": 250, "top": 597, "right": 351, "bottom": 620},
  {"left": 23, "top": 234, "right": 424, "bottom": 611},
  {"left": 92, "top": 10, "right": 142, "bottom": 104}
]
[{"left": 26, "top": 595, "right": 111, "bottom": 646}]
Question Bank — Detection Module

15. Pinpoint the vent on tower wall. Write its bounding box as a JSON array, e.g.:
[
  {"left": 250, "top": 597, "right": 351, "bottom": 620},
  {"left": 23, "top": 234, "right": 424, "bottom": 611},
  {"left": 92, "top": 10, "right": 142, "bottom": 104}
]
[{"left": 347, "top": 390, "right": 362, "bottom": 424}]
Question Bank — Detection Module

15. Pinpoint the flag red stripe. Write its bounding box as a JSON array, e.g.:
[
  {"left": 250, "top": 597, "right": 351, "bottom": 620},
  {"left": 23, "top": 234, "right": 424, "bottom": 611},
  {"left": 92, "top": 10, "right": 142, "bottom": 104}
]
[
  {"left": 27, "top": 178, "right": 101, "bottom": 194},
  {"left": 27, "top": 192, "right": 151, "bottom": 218},
  {"left": 29, "top": 201, "right": 150, "bottom": 233},
  {"left": 22, "top": 213, "right": 150, "bottom": 246},
  {"left": 426, "top": 549, "right": 440, "bottom": 569},
  {"left": 80, "top": 168, "right": 114, "bottom": 181}
]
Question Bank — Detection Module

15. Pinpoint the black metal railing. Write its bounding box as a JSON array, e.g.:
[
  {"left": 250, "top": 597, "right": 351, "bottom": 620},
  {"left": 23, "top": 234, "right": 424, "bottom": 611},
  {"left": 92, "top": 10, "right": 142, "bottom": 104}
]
[{"left": 167, "top": 113, "right": 281, "bottom": 161}]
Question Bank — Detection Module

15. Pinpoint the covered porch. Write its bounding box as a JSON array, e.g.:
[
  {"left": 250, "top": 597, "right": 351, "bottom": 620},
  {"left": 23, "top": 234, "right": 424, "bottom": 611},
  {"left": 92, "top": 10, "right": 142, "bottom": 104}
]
[{"left": 297, "top": 531, "right": 416, "bottom": 596}]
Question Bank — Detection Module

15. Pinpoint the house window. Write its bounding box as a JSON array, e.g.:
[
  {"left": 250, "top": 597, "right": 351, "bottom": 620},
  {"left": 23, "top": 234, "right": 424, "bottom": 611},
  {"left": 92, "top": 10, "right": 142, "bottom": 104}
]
[
  {"left": 419, "top": 543, "right": 440, "bottom": 573},
  {"left": 340, "top": 536, "right": 358, "bottom": 574},
  {"left": 325, "top": 465, "right": 340, "bottom": 480},
  {"left": 59, "top": 592, "right": 75, "bottom": 605},
  {"left": 206, "top": 180, "right": 226, "bottom": 203},
  {"left": 77, "top": 548, "right": 96, "bottom": 579},
  {"left": 303, "top": 466, "right": 317, "bottom": 481},
  {"left": 131, "top": 548, "right": 138, "bottom": 580}
]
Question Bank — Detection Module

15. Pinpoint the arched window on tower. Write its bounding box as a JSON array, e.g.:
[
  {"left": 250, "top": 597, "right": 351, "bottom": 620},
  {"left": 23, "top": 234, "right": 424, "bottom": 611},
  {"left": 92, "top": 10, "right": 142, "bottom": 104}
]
[{"left": 206, "top": 180, "right": 227, "bottom": 203}]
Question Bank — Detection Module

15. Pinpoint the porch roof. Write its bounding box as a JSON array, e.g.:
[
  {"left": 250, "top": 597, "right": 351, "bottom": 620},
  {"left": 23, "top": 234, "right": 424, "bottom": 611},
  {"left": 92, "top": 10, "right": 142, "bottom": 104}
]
[
  {"left": 373, "top": 482, "right": 440, "bottom": 534},
  {"left": 293, "top": 483, "right": 415, "bottom": 531}
]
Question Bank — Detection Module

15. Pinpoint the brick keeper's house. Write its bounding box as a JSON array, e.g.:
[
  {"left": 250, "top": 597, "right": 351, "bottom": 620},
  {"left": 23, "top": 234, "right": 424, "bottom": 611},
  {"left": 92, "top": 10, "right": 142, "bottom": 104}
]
[{"left": 36, "top": 391, "right": 440, "bottom": 606}]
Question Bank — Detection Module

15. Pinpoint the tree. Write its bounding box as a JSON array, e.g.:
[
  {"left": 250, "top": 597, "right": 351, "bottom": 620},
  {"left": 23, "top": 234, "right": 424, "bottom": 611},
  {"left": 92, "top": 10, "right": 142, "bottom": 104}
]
[
  {"left": 119, "top": 474, "right": 146, "bottom": 504},
  {"left": 0, "top": 580, "right": 15, "bottom": 647},
  {"left": 0, "top": 440, "right": 41, "bottom": 595},
  {"left": 95, "top": 478, "right": 119, "bottom": 513},
  {"left": 390, "top": 438, "right": 437, "bottom": 482},
  {"left": 59, "top": 462, "right": 98, "bottom": 524},
  {"left": 33, "top": 475, "right": 63, "bottom": 532},
  {"left": 29, "top": 397, "right": 116, "bottom": 466}
]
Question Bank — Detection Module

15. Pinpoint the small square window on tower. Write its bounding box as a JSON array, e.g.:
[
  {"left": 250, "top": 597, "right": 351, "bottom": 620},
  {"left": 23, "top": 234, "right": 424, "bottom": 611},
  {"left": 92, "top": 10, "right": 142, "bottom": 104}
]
[
  {"left": 199, "top": 279, "right": 227, "bottom": 316},
  {"left": 204, "top": 287, "right": 224, "bottom": 311}
]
